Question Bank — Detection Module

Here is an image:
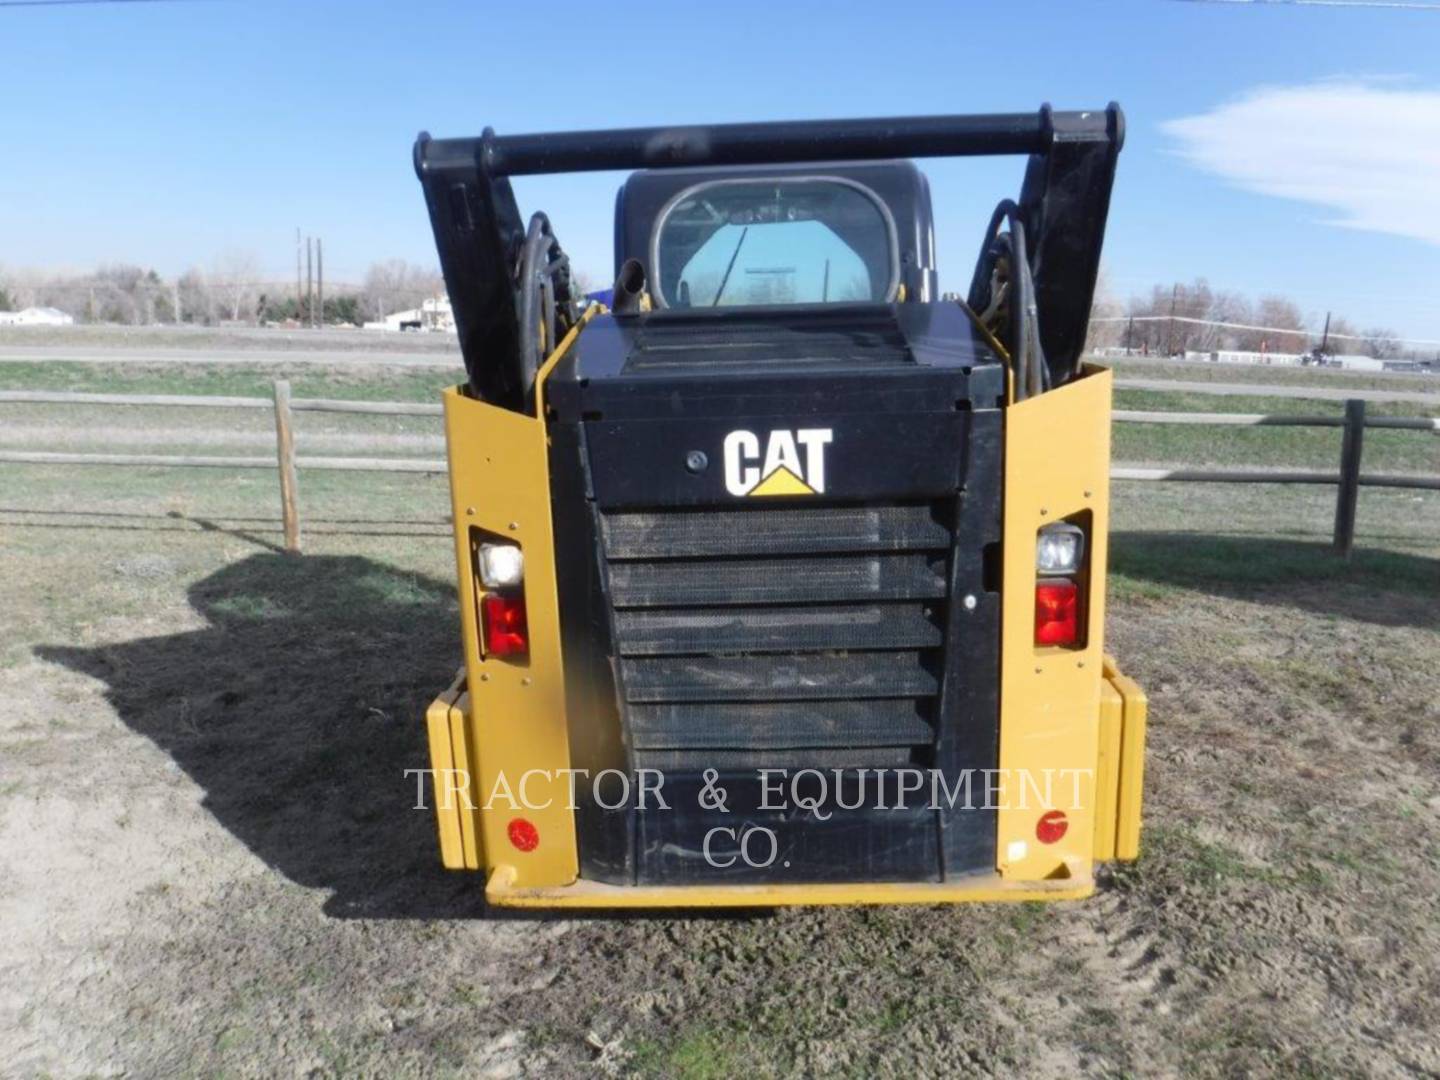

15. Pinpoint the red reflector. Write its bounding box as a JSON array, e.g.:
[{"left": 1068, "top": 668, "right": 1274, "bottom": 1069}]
[
  {"left": 508, "top": 818, "right": 540, "bottom": 852},
  {"left": 1036, "top": 810, "right": 1069, "bottom": 845},
  {"left": 1034, "top": 579, "right": 1078, "bottom": 646},
  {"left": 482, "top": 593, "right": 529, "bottom": 657}
]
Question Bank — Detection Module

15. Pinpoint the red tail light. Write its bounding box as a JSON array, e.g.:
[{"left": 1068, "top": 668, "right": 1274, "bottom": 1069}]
[
  {"left": 507, "top": 818, "right": 540, "bottom": 852},
  {"left": 482, "top": 593, "right": 529, "bottom": 657},
  {"left": 1036, "top": 810, "right": 1069, "bottom": 844},
  {"left": 1034, "top": 579, "right": 1078, "bottom": 646}
]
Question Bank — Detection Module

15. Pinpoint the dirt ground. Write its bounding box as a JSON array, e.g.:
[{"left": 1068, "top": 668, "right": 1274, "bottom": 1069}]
[{"left": 2, "top": 361, "right": 1439, "bottom": 1076}]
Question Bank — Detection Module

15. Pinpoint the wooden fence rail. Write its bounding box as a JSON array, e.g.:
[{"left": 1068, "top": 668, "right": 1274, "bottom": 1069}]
[
  {"left": 0, "top": 381, "right": 448, "bottom": 554},
  {"left": 1114, "top": 377, "right": 1440, "bottom": 406},
  {"left": 0, "top": 450, "right": 447, "bottom": 472},
  {"left": 1114, "top": 409, "right": 1440, "bottom": 431},
  {"left": 1113, "top": 397, "right": 1440, "bottom": 557},
  {"left": 1110, "top": 467, "right": 1440, "bottom": 490},
  {"left": 0, "top": 388, "right": 443, "bottom": 416},
  {"left": 2, "top": 381, "right": 1437, "bottom": 557}
]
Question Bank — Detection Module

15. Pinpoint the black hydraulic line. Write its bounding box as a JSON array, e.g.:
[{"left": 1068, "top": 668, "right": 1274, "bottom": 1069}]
[
  {"left": 540, "top": 277, "right": 556, "bottom": 356},
  {"left": 969, "top": 224, "right": 1027, "bottom": 399},
  {"left": 966, "top": 200, "right": 1017, "bottom": 311},
  {"left": 967, "top": 200, "right": 1049, "bottom": 399},
  {"left": 1014, "top": 219, "right": 1045, "bottom": 400},
  {"left": 517, "top": 214, "right": 554, "bottom": 394},
  {"left": 1007, "top": 225, "right": 1039, "bottom": 401},
  {"left": 518, "top": 212, "right": 577, "bottom": 399}
]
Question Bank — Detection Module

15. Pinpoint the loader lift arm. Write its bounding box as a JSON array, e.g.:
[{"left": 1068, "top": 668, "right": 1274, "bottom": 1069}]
[{"left": 413, "top": 105, "right": 1124, "bottom": 411}]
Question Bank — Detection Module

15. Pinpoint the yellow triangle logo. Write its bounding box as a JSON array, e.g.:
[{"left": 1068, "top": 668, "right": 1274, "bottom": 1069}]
[{"left": 749, "top": 465, "right": 815, "bottom": 497}]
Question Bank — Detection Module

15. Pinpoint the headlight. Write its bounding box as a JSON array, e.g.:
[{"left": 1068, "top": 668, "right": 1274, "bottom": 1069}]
[
  {"left": 477, "top": 542, "right": 524, "bottom": 588},
  {"left": 1036, "top": 523, "right": 1084, "bottom": 576}
]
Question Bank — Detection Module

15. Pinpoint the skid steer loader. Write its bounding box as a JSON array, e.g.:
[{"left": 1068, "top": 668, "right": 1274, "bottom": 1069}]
[{"left": 414, "top": 106, "right": 1147, "bottom": 908}]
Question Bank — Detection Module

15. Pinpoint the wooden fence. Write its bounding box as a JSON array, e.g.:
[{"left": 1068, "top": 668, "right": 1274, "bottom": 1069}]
[
  {"left": 1112, "top": 399, "right": 1439, "bottom": 558},
  {"left": 0, "top": 381, "right": 445, "bottom": 553},
  {"left": 1, "top": 379, "right": 1437, "bottom": 558}
]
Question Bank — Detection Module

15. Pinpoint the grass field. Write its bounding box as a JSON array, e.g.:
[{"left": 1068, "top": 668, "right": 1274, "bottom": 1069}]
[
  {"left": 2, "top": 345, "right": 1438, "bottom": 1077},
  {"left": 1108, "top": 357, "right": 1439, "bottom": 475},
  {"left": 0, "top": 357, "right": 460, "bottom": 400},
  {"left": 3, "top": 353, "right": 1436, "bottom": 473},
  {"left": 0, "top": 322, "right": 462, "bottom": 355},
  {"left": 1107, "top": 353, "right": 1439, "bottom": 393}
]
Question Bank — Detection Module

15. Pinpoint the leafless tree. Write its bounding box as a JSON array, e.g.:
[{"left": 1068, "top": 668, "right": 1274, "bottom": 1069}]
[
  {"left": 1252, "top": 296, "right": 1308, "bottom": 354},
  {"left": 91, "top": 264, "right": 152, "bottom": 325},
  {"left": 363, "top": 259, "right": 445, "bottom": 322},
  {"left": 1126, "top": 279, "right": 1218, "bottom": 354},
  {"left": 212, "top": 250, "right": 263, "bottom": 323},
  {"left": 571, "top": 269, "right": 598, "bottom": 298},
  {"left": 1362, "top": 328, "right": 1402, "bottom": 360},
  {"left": 1203, "top": 290, "right": 1252, "bottom": 350},
  {"left": 1084, "top": 266, "right": 1124, "bottom": 351},
  {"left": 178, "top": 267, "right": 215, "bottom": 325}
]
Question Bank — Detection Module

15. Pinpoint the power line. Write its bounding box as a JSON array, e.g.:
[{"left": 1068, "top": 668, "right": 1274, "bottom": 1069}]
[
  {"left": 1177, "top": 0, "right": 1440, "bottom": 8},
  {"left": 1091, "top": 314, "right": 1440, "bottom": 349},
  {"left": 16, "top": 281, "right": 363, "bottom": 291},
  {"left": 0, "top": 0, "right": 197, "bottom": 8}
]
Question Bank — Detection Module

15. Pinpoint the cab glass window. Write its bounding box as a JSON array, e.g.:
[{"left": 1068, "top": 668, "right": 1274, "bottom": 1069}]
[{"left": 653, "top": 178, "right": 895, "bottom": 308}]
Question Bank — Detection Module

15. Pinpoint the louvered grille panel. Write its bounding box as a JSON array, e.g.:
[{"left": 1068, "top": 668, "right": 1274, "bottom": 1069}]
[{"left": 599, "top": 501, "right": 954, "bottom": 771}]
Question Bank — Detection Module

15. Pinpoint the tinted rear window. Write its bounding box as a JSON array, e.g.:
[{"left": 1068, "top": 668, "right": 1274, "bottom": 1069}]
[{"left": 653, "top": 178, "right": 896, "bottom": 309}]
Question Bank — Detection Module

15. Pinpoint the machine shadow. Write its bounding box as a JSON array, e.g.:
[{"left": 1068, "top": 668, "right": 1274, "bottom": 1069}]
[
  {"left": 1110, "top": 531, "right": 1440, "bottom": 630},
  {"left": 38, "top": 552, "right": 488, "bottom": 920}
]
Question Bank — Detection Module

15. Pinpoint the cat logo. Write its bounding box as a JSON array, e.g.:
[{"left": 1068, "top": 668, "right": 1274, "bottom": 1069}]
[{"left": 723, "top": 428, "right": 834, "bottom": 497}]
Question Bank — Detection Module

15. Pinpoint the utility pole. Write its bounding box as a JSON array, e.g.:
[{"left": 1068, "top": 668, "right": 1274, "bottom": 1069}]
[
  {"left": 1125, "top": 315, "right": 1134, "bottom": 356},
  {"left": 316, "top": 237, "right": 324, "bottom": 328},
  {"left": 1319, "top": 310, "right": 1331, "bottom": 356},
  {"left": 295, "top": 227, "right": 303, "bottom": 324},
  {"left": 305, "top": 237, "right": 313, "bottom": 328},
  {"left": 1166, "top": 283, "right": 1179, "bottom": 357}
]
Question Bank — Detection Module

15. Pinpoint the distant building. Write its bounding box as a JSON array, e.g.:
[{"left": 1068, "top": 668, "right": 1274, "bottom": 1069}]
[
  {"left": 363, "top": 295, "right": 454, "bottom": 333},
  {"left": 1327, "top": 354, "right": 1385, "bottom": 372},
  {"left": 1094, "top": 346, "right": 1311, "bottom": 366},
  {"left": 1209, "top": 350, "right": 1305, "bottom": 367},
  {"left": 0, "top": 306, "right": 75, "bottom": 327}
]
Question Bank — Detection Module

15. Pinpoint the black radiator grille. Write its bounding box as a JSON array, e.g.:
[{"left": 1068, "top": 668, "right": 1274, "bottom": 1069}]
[
  {"left": 599, "top": 502, "right": 953, "bottom": 771},
  {"left": 622, "top": 312, "right": 914, "bottom": 373}
]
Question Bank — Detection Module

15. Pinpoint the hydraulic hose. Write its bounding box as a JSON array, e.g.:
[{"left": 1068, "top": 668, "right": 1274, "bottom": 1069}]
[
  {"left": 517, "top": 212, "right": 576, "bottom": 405},
  {"left": 968, "top": 200, "right": 1048, "bottom": 400}
]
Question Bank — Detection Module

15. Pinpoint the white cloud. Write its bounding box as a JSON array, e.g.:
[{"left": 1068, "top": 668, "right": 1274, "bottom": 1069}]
[{"left": 1161, "top": 80, "right": 1440, "bottom": 246}]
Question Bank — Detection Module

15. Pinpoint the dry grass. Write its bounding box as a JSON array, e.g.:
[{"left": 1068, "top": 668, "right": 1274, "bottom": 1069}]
[{"left": 1, "top": 351, "right": 1437, "bottom": 1076}]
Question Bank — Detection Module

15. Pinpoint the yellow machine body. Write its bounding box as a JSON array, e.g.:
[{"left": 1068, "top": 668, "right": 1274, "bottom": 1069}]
[{"left": 422, "top": 319, "right": 1146, "bottom": 908}]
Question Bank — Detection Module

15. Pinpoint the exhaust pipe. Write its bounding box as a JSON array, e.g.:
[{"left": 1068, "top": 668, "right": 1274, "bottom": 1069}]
[{"left": 611, "top": 258, "right": 646, "bottom": 314}]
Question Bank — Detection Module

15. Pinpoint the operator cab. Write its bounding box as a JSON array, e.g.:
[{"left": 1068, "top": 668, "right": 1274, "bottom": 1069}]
[{"left": 544, "top": 160, "right": 991, "bottom": 410}]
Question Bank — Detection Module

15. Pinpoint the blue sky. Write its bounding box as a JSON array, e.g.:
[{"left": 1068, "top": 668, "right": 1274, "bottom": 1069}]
[{"left": 3, "top": 0, "right": 1440, "bottom": 339}]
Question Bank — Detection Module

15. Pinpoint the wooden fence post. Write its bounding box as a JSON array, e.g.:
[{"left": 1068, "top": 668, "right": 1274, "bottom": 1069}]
[
  {"left": 272, "top": 379, "right": 302, "bottom": 554},
  {"left": 1333, "top": 399, "right": 1366, "bottom": 559}
]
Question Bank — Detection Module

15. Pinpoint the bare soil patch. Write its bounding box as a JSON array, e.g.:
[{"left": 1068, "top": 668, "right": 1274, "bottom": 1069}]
[{"left": 0, "top": 480, "right": 1436, "bottom": 1076}]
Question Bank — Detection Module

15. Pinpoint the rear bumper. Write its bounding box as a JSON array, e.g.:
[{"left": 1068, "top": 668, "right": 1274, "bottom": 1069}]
[
  {"left": 420, "top": 659, "right": 1147, "bottom": 907},
  {"left": 422, "top": 670, "right": 482, "bottom": 871},
  {"left": 1096, "top": 656, "right": 1148, "bottom": 862},
  {"left": 482, "top": 864, "right": 1094, "bottom": 909}
]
